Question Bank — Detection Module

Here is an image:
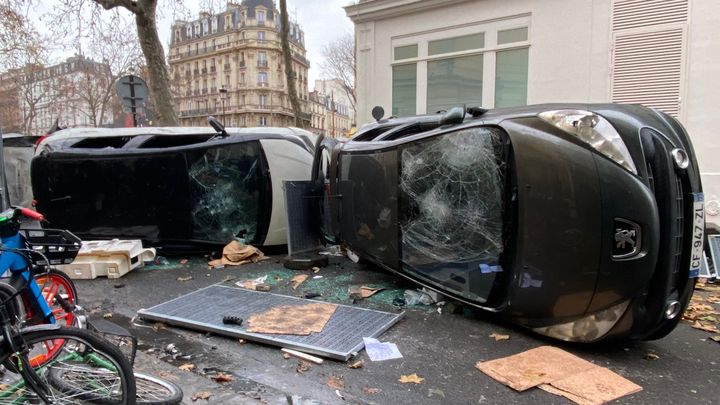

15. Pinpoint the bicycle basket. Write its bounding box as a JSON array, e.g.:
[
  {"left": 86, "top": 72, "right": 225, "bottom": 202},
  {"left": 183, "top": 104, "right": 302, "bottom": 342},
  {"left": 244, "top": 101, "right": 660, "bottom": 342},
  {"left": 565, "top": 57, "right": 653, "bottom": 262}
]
[{"left": 20, "top": 228, "right": 82, "bottom": 266}]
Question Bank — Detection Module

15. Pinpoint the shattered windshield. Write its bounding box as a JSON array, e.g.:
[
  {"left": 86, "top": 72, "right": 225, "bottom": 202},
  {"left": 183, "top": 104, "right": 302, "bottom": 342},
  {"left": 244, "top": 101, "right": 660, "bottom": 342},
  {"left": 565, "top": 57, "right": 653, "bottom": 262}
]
[
  {"left": 188, "top": 142, "right": 264, "bottom": 242},
  {"left": 399, "top": 127, "right": 506, "bottom": 302}
]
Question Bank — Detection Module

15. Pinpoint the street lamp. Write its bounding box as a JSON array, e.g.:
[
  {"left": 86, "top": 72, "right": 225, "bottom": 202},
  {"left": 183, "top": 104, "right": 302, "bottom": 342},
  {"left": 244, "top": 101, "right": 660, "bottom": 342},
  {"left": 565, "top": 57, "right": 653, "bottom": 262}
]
[{"left": 219, "top": 85, "right": 228, "bottom": 126}]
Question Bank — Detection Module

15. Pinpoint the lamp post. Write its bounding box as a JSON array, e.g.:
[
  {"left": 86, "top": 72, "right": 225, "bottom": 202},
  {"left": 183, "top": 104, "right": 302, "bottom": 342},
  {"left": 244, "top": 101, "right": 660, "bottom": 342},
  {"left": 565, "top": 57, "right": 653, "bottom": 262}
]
[{"left": 219, "top": 85, "right": 228, "bottom": 126}]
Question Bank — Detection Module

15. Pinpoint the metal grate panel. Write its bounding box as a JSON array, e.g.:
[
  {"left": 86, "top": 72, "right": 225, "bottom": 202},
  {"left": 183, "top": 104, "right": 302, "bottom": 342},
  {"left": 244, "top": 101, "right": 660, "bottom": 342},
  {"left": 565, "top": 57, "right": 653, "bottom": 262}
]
[
  {"left": 137, "top": 285, "right": 403, "bottom": 361},
  {"left": 284, "top": 180, "right": 323, "bottom": 256}
]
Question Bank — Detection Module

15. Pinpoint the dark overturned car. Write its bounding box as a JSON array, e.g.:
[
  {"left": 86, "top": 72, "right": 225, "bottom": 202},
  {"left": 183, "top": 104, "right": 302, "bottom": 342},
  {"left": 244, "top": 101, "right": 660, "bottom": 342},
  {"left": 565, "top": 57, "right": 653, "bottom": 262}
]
[
  {"left": 313, "top": 104, "right": 704, "bottom": 342},
  {"left": 31, "top": 121, "right": 318, "bottom": 251}
]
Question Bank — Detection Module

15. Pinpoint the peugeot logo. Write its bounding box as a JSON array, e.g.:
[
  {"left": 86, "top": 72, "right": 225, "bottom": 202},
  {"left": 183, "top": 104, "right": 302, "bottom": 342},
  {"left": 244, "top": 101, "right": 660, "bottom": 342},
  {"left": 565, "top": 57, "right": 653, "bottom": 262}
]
[{"left": 613, "top": 218, "right": 641, "bottom": 259}]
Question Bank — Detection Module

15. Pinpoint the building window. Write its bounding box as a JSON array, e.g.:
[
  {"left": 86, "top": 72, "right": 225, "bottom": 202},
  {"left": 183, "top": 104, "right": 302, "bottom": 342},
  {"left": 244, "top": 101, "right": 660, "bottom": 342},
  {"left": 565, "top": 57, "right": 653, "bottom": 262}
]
[
  {"left": 497, "top": 27, "right": 528, "bottom": 45},
  {"left": 203, "top": 19, "right": 209, "bottom": 34},
  {"left": 225, "top": 15, "right": 231, "bottom": 29},
  {"left": 258, "top": 71, "right": 267, "bottom": 85},
  {"left": 495, "top": 48, "right": 529, "bottom": 107},
  {"left": 259, "top": 115, "right": 267, "bottom": 126},
  {"left": 186, "top": 25, "right": 191, "bottom": 37},
  {"left": 394, "top": 44, "right": 418, "bottom": 61},
  {"left": 427, "top": 54, "right": 483, "bottom": 112},
  {"left": 258, "top": 51, "right": 267, "bottom": 67},
  {"left": 258, "top": 31, "right": 265, "bottom": 42},
  {"left": 257, "top": 11, "right": 265, "bottom": 24},
  {"left": 211, "top": 16, "right": 218, "bottom": 33},
  {"left": 392, "top": 64, "right": 416, "bottom": 116},
  {"left": 428, "top": 32, "right": 485, "bottom": 55},
  {"left": 259, "top": 94, "right": 267, "bottom": 106}
]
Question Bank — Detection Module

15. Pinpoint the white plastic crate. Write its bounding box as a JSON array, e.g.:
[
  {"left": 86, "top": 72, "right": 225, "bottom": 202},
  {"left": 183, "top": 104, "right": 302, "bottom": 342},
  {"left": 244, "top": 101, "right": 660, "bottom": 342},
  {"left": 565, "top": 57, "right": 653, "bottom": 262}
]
[{"left": 56, "top": 239, "right": 156, "bottom": 279}]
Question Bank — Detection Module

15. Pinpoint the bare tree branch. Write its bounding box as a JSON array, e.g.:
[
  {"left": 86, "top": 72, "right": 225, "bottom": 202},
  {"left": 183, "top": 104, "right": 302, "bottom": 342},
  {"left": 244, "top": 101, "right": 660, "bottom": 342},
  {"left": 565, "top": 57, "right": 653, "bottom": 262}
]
[{"left": 320, "top": 32, "right": 356, "bottom": 114}]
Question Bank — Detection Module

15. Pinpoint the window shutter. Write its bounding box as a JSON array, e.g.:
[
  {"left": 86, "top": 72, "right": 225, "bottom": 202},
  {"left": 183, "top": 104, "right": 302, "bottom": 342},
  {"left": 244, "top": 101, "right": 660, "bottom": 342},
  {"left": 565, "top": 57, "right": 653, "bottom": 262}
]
[{"left": 611, "top": 0, "right": 688, "bottom": 117}]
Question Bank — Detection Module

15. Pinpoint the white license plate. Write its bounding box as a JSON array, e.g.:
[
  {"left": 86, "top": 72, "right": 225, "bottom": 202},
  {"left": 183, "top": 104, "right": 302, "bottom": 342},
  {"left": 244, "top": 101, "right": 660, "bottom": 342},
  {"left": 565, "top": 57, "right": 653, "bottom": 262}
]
[{"left": 689, "top": 193, "right": 705, "bottom": 278}]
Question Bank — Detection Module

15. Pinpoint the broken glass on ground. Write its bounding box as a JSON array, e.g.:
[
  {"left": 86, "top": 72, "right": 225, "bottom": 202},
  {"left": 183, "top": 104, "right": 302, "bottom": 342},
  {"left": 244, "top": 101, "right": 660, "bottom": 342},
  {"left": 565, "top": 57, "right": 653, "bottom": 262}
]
[{"left": 399, "top": 128, "right": 506, "bottom": 302}]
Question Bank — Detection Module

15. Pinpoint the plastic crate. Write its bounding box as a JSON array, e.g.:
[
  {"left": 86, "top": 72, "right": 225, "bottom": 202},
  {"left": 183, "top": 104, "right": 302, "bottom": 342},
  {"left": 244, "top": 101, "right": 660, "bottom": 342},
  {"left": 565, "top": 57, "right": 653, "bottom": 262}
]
[
  {"left": 56, "top": 239, "right": 156, "bottom": 280},
  {"left": 20, "top": 228, "right": 82, "bottom": 266}
]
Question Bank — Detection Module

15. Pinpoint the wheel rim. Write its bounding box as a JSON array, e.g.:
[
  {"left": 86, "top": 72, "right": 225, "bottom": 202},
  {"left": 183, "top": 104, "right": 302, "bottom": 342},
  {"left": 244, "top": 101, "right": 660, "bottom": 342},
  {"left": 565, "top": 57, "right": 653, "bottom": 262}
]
[{"left": 28, "top": 273, "right": 77, "bottom": 366}]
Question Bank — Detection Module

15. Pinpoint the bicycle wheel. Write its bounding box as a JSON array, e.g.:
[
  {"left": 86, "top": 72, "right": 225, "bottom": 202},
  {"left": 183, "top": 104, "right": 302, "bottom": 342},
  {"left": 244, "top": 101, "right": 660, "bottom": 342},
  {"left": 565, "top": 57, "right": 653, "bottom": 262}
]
[
  {"left": 0, "top": 326, "right": 136, "bottom": 404},
  {"left": 133, "top": 373, "right": 183, "bottom": 405},
  {"left": 35, "top": 269, "right": 79, "bottom": 326}
]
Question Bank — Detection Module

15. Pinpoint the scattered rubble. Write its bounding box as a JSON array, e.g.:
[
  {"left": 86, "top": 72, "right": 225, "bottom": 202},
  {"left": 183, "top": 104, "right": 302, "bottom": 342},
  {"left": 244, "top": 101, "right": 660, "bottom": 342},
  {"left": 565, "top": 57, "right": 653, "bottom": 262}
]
[
  {"left": 179, "top": 363, "right": 195, "bottom": 371},
  {"left": 191, "top": 391, "right": 213, "bottom": 401},
  {"left": 326, "top": 376, "right": 345, "bottom": 390}
]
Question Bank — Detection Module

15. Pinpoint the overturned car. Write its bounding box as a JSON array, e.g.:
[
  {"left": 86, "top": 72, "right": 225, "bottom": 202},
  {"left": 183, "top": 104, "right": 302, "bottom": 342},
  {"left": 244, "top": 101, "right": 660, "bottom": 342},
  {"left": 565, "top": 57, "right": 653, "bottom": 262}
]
[
  {"left": 314, "top": 104, "right": 703, "bottom": 342},
  {"left": 31, "top": 122, "right": 317, "bottom": 250}
]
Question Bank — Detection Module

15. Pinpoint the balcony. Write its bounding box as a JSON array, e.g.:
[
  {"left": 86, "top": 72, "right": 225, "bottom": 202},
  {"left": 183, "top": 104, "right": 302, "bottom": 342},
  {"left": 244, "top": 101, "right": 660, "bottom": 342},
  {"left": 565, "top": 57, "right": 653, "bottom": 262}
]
[
  {"left": 193, "top": 89, "right": 199, "bottom": 95},
  {"left": 210, "top": 66, "right": 216, "bottom": 73},
  {"left": 179, "top": 107, "right": 217, "bottom": 117},
  {"left": 257, "top": 20, "right": 265, "bottom": 27},
  {"left": 238, "top": 60, "right": 246, "bottom": 68},
  {"left": 257, "top": 60, "right": 268, "bottom": 68},
  {"left": 202, "top": 88, "right": 208, "bottom": 94},
  {"left": 193, "top": 69, "right": 200, "bottom": 76},
  {"left": 210, "top": 87, "right": 217, "bottom": 93},
  {"left": 257, "top": 82, "right": 268, "bottom": 88},
  {"left": 292, "top": 51, "right": 310, "bottom": 67},
  {"left": 201, "top": 67, "right": 207, "bottom": 75},
  {"left": 224, "top": 63, "right": 231, "bottom": 71}
]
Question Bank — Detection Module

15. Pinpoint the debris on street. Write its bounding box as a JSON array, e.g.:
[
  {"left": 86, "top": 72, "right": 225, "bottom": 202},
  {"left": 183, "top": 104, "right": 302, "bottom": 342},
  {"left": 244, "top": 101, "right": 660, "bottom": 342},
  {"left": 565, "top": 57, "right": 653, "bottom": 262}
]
[
  {"left": 363, "top": 337, "right": 403, "bottom": 361},
  {"left": 191, "top": 391, "right": 213, "bottom": 401},
  {"left": 210, "top": 372, "right": 234, "bottom": 383},
  {"left": 476, "top": 346, "right": 642, "bottom": 404},
  {"left": 348, "top": 359, "right": 364, "bottom": 369},
  {"left": 349, "top": 286, "right": 384, "bottom": 300},
  {"left": 208, "top": 240, "right": 268, "bottom": 268},
  {"left": 398, "top": 374, "right": 424, "bottom": 384},
  {"left": 362, "top": 387, "right": 381, "bottom": 395},
  {"left": 236, "top": 275, "right": 268, "bottom": 290},
  {"left": 179, "top": 363, "right": 195, "bottom": 371},
  {"left": 319, "top": 245, "right": 344, "bottom": 256},
  {"left": 56, "top": 239, "right": 156, "bottom": 280},
  {"left": 281, "top": 348, "right": 324, "bottom": 364},
  {"left": 177, "top": 276, "right": 193, "bottom": 282},
  {"left": 290, "top": 274, "right": 308, "bottom": 289},
  {"left": 403, "top": 289, "right": 435, "bottom": 305},
  {"left": 296, "top": 360, "right": 311, "bottom": 374},
  {"left": 489, "top": 332, "right": 510, "bottom": 341},
  {"left": 326, "top": 375, "right": 345, "bottom": 389},
  {"left": 246, "top": 303, "right": 338, "bottom": 335},
  {"left": 644, "top": 352, "right": 660, "bottom": 361}
]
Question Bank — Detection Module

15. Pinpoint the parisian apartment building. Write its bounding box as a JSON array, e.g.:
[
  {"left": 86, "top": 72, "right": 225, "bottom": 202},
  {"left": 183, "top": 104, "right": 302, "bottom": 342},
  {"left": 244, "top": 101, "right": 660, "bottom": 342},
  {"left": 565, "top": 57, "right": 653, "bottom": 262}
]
[
  {"left": 168, "top": 0, "right": 312, "bottom": 128},
  {"left": 309, "top": 79, "right": 353, "bottom": 137},
  {"left": 1, "top": 56, "right": 113, "bottom": 136}
]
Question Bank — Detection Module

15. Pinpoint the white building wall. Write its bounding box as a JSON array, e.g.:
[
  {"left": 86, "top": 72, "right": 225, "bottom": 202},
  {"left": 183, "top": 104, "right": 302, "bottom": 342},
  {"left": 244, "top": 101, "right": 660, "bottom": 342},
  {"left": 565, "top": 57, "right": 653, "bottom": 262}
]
[
  {"left": 685, "top": 0, "right": 720, "bottom": 220},
  {"left": 351, "top": 0, "right": 612, "bottom": 123}
]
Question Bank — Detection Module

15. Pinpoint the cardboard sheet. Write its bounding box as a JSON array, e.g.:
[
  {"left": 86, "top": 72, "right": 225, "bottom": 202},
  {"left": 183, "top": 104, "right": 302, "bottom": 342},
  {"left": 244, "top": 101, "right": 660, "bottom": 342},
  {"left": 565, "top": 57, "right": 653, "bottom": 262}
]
[
  {"left": 247, "top": 303, "right": 338, "bottom": 335},
  {"left": 476, "top": 346, "right": 642, "bottom": 405}
]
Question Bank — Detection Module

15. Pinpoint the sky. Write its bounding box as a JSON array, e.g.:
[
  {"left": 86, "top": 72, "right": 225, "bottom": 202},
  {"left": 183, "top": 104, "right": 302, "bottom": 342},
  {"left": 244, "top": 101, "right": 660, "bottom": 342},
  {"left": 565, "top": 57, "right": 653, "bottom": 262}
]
[{"left": 33, "top": 0, "right": 356, "bottom": 90}]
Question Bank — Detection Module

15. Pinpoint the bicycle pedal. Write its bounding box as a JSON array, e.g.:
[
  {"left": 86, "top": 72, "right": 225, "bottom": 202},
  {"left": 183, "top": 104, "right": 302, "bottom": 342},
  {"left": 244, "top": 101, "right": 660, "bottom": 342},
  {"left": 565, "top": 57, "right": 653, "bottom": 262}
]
[{"left": 222, "top": 316, "right": 243, "bottom": 326}]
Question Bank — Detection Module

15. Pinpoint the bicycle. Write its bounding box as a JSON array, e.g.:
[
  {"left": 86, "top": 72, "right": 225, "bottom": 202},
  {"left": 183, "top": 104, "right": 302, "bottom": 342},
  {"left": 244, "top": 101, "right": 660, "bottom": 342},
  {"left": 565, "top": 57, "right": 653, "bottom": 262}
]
[
  {"left": 0, "top": 282, "right": 136, "bottom": 404},
  {"left": 0, "top": 207, "right": 182, "bottom": 404}
]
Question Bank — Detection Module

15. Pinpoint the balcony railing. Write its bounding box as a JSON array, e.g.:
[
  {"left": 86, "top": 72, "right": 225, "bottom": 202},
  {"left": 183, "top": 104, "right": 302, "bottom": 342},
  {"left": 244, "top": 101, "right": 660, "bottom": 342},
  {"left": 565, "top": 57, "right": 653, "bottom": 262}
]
[
  {"left": 238, "top": 60, "right": 246, "bottom": 68},
  {"left": 257, "top": 60, "right": 268, "bottom": 68},
  {"left": 179, "top": 107, "right": 217, "bottom": 117},
  {"left": 210, "top": 87, "right": 217, "bottom": 93},
  {"left": 201, "top": 88, "right": 208, "bottom": 94},
  {"left": 210, "top": 66, "right": 216, "bottom": 73},
  {"left": 193, "top": 69, "right": 199, "bottom": 76},
  {"left": 224, "top": 63, "right": 231, "bottom": 71},
  {"left": 257, "top": 82, "right": 268, "bottom": 87},
  {"left": 201, "top": 67, "right": 207, "bottom": 74}
]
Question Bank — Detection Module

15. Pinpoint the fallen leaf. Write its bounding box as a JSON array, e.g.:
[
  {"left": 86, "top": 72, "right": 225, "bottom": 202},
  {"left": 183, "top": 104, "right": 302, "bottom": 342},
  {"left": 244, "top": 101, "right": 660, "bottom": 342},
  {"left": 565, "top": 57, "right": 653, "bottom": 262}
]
[
  {"left": 152, "top": 322, "right": 167, "bottom": 332},
  {"left": 157, "top": 371, "right": 179, "bottom": 381},
  {"left": 644, "top": 353, "right": 660, "bottom": 361},
  {"left": 399, "top": 373, "right": 424, "bottom": 384},
  {"left": 710, "top": 335, "right": 720, "bottom": 342},
  {"left": 191, "top": 391, "right": 213, "bottom": 401},
  {"left": 489, "top": 332, "right": 510, "bottom": 341},
  {"left": 179, "top": 363, "right": 195, "bottom": 371},
  {"left": 296, "top": 360, "right": 311, "bottom": 373},
  {"left": 177, "top": 276, "right": 193, "bottom": 282},
  {"left": 327, "top": 376, "right": 345, "bottom": 390},
  {"left": 291, "top": 274, "right": 308, "bottom": 290},
  {"left": 102, "top": 313, "right": 113, "bottom": 319},
  {"left": 701, "top": 315, "right": 718, "bottom": 322},
  {"left": 692, "top": 321, "right": 720, "bottom": 333},
  {"left": 362, "top": 387, "right": 381, "bottom": 395},
  {"left": 283, "top": 353, "right": 291, "bottom": 359},
  {"left": 211, "top": 372, "right": 234, "bottom": 383},
  {"left": 348, "top": 359, "right": 364, "bottom": 369}
]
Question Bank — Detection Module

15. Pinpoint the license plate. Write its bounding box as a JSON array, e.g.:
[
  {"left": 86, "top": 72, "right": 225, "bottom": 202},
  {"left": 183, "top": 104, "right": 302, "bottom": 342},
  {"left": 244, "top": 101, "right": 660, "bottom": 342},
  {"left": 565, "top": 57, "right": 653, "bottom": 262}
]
[{"left": 689, "top": 193, "right": 705, "bottom": 278}]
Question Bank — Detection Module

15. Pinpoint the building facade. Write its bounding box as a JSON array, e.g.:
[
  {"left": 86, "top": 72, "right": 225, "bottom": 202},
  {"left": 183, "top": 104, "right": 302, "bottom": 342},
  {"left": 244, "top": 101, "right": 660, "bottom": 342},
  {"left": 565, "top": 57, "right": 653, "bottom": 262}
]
[
  {"left": 345, "top": 0, "right": 720, "bottom": 222},
  {"left": 15, "top": 56, "right": 113, "bottom": 136},
  {"left": 314, "top": 79, "right": 356, "bottom": 126},
  {"left": 169, "top": 0, "right": 311, "bottom": 128},
  {"left": 308, "top": 88, "right": 352, "bottom": 137},
  {"left": 0, "top": 68, "right": 23, "bottom": 134}
]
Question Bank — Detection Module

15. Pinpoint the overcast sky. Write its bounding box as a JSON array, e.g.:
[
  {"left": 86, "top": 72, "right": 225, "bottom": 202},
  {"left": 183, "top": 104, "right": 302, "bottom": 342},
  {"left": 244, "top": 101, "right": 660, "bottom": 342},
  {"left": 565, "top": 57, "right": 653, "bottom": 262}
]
[{"left": 34, "top": 0, "right": 356, "bottom": 90}]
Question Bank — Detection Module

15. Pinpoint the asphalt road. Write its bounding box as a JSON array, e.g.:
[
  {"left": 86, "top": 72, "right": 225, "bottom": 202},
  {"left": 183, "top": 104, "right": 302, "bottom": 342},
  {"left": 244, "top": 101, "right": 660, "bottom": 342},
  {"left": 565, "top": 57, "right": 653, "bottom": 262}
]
[{"left": 75, "top": 253, "right": 720, "bottom": 405}]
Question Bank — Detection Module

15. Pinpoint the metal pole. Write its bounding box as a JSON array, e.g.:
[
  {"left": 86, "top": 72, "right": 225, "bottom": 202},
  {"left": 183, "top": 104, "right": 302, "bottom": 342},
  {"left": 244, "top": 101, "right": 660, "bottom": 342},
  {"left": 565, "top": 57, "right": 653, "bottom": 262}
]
[{"left": 0, "top": 128, "right": 10, "bottom": 210}]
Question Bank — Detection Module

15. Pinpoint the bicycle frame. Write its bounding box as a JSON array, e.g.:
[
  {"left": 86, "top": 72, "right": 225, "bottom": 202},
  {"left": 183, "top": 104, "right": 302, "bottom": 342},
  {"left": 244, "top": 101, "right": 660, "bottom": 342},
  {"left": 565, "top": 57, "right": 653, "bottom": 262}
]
[{"left": 0, "top": 232, "right": 54, "bottom": 325}]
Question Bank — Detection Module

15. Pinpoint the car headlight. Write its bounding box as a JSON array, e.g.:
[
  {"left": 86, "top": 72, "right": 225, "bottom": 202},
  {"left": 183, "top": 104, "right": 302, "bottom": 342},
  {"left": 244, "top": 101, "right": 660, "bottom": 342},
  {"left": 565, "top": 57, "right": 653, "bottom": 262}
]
[
  {"left": 539, "top": 110, "right": 638, "bottom": 175},
  {"left": 532, "top": 300, "right": 630, "bottom": 342}
]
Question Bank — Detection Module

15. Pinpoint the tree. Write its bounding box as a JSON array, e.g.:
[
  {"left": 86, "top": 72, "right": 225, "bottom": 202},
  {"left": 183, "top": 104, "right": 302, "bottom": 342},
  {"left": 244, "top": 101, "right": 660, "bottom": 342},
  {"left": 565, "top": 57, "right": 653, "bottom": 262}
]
[
  {"left": 279, "top": 0, "right": 301, "bottom": 127},
  {"left": 60, "top": 0, "right": 179, "bottom": 126},
  {"left": 320, "top": 32, "right": 356, "bottom": 114}
]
